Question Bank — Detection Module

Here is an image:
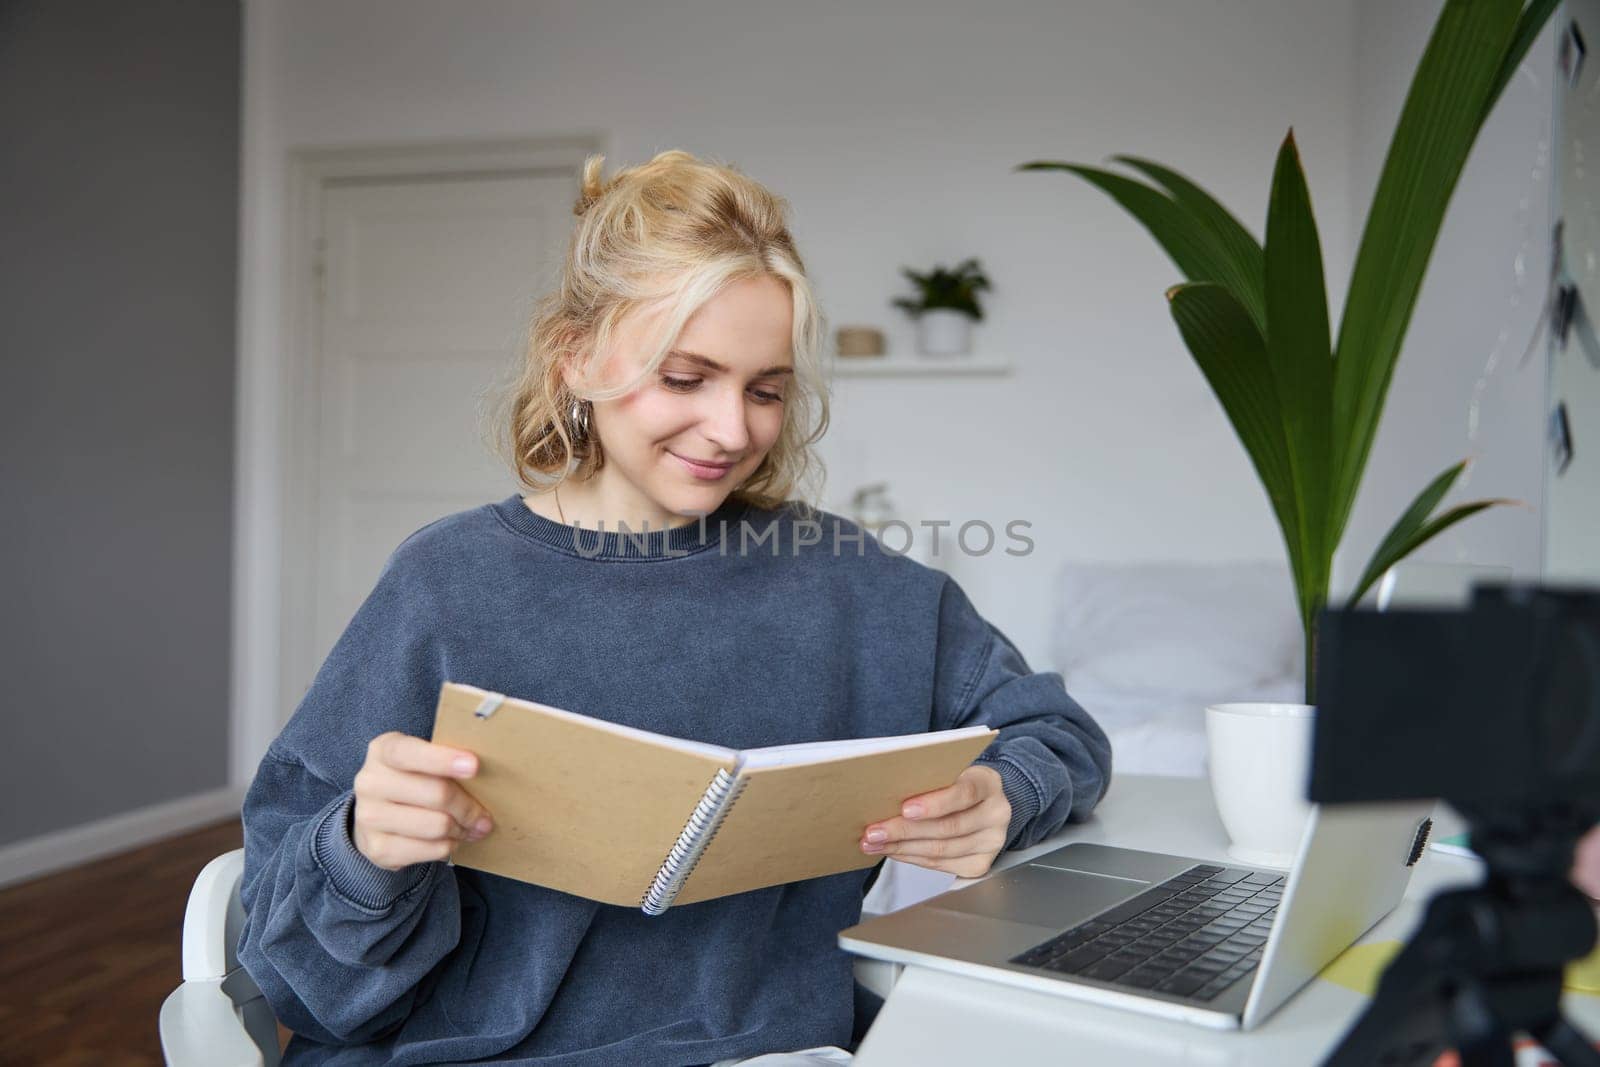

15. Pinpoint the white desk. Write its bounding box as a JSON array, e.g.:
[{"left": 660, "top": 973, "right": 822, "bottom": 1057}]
[{"left": 851, "top": 774, "right": 1600, "bottom": 1066}]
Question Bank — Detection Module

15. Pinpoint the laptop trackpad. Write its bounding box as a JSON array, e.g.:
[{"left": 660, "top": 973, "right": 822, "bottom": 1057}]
[{"left": 928, "top": 863, "right": 1147, "bottom": 930}]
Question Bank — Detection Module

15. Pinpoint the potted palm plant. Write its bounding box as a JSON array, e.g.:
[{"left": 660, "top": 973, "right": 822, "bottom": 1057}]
[
  {"left": 1020, "top": 0, "right": 1555, "bottom": 863},
  {"left": 892, "top": 258, "right": 992, "bottom": 356}
]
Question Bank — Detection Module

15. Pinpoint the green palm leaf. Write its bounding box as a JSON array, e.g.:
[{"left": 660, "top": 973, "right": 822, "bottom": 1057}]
[
  {"left": 1343, "top": 460, "right": 1516, "bottom": 608},
  {"left": 1167, "top": 283, "right": 1304, "bottom": 587},
  {"left": 1017, "top": 162, "right": 1248, "bottom": 304},
  {"left": 1111, "top": 155, "right": 1267, "bottom": 334},
  {"left": 1483, "top": 0, "right": 1562, "bottom": 126},
  {"left": 1345, "top": 461, "right": 1466, "bottom": 607},
  {"left": 1024, "top": 0, "right": 1553, "bottom": 704},
  {"left": 1263, "top": 130, "right": 1334, "bottom": 646},
  {"left": 1347, "top": 497, "right": 1511, "bottom": 612},
  {"left": 1329, "top": 0, "right": 1524, "bottom": 547}
]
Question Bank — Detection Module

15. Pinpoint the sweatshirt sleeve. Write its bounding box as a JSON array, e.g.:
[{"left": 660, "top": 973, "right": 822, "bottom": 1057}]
[
  {"left": 236, "top": 540, "right": 462, "bottom": 1045},
  {"left": 930, "top": 577, "right": 1113, "bottom": 851}
]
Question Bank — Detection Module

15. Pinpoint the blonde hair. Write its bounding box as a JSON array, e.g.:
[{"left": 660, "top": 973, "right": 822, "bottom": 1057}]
[{"left": 492, "top": 149, "right": 829, "bottom": 512}]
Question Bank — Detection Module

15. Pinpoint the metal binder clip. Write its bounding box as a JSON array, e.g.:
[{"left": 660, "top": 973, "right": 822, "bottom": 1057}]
[{"left": 474, "top": 692, "right": 507, "bottom": 719}]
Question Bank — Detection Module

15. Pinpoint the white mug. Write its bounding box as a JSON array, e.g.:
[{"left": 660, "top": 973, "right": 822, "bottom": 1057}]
[{"left": 1205, "top": 703, "right": 1316, "bottom": 868}]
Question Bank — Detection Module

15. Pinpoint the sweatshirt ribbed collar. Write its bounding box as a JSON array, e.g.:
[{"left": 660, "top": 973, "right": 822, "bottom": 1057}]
[{"left": 491, "top": 494, "right": 753, "bottom": 561}]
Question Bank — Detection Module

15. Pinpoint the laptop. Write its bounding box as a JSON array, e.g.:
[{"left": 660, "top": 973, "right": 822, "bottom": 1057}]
[{"left": 838, "top": 798, "right": 1434, "bottom": 1030}]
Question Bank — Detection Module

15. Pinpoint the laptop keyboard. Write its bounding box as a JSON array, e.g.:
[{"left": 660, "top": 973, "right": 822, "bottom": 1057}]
[{"left": 1009, "top": 863, "right": 1284, "bottom": 1001}]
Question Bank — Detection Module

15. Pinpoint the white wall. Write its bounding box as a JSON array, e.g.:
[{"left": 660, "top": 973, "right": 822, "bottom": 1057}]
[
  {"left": 239, "top": 1, "right": 1364, "bottom": 749},
  {"left": 241, "top": 0, "right": 1566, "bottom": 778},
  {"left": 1337, "top": 1, "right": 1555, "bottom": 595}
]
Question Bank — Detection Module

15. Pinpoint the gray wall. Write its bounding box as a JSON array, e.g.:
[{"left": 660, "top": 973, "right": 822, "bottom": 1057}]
[{"left": 0, "top": 1, "right": 239, "bottom": 846}]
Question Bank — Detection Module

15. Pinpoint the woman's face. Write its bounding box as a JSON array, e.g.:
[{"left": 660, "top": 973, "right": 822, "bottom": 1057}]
[{"left": 580, "top": 274, "right": 795, "bottom": 523}]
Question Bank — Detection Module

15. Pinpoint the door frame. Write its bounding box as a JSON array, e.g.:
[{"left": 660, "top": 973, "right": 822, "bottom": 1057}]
[{"left": 233, "top": 135, "right": 602, "bottom": 787}]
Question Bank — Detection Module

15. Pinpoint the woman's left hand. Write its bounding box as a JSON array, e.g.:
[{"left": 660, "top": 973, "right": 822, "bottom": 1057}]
[{"left": 860, "top": 765, "right": 1011, "bottom": 878}]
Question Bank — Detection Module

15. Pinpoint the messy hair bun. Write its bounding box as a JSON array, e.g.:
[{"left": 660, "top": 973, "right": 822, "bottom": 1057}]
[
  {"left": 493, "top": 149, "right": 829, "bottom": 510},
  {"left": 572, "top": 155, "right": 613, "bottom": 216}
]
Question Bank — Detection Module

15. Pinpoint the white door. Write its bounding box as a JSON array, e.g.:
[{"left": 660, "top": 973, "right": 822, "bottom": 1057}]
[{"left": 302, "top": 171, "right": 573, "bottom": 693}]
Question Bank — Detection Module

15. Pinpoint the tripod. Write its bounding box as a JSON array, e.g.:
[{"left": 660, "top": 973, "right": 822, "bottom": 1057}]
[{"left": 1323, "top": 808, "right": 1600, "bottom": 1067}]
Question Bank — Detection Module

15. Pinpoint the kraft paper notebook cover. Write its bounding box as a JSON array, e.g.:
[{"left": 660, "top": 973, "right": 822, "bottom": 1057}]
[{"left": 429, "top": 682, "right": 997, "bottom": 914}]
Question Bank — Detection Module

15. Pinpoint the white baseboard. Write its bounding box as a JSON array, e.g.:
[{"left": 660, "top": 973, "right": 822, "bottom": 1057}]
[{"left": 0, "top": 786, "right": 245, "bottom": 890}]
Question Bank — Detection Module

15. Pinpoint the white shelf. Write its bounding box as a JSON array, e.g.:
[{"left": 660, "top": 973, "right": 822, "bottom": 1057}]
[{"left": 828, "top": 354, "right": 1013, "bottom": 378}]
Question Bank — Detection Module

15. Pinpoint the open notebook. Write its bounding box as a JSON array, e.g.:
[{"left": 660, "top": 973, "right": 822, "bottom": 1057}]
[{"left": 430, "top": 682, "right": 996, "bottom": 914}]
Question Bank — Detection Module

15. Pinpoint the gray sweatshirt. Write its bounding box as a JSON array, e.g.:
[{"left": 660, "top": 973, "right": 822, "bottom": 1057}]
[{"left": 239, "top": 495, "right": 1112, "bottom": 1065}]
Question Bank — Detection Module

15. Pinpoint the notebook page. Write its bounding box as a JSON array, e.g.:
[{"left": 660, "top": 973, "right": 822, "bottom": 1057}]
[{"left": 738, "top": 725, "right": 995, "bottom": 771}]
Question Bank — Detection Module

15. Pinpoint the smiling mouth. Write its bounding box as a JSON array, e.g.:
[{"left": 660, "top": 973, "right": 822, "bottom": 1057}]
[{"left": 671, "top": 452, "right": 738, "bottom": 477}]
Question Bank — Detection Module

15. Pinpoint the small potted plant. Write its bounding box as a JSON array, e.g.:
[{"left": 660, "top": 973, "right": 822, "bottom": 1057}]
[{"left": 892, "top": 258, "right": 991, "bottom": 356}]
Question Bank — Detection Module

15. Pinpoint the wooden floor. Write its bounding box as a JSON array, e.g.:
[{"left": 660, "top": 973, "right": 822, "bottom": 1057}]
[{"left": 0, "top": 819, "right": 246, "bottom": 1066}]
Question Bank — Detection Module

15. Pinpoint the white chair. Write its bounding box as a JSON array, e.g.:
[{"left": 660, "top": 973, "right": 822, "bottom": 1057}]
[
  {"left": 158, "top": 850, "right": 898, "bottom": 1061},
  {"left": 159, "top": 849, "right": 281, "bottom": 1067}
]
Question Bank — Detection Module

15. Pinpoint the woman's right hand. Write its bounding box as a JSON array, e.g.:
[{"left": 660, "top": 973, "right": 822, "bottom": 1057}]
[
  {"left": 352, "top": 732, "right": 495, "bottom": 870},
  {"left": 1573, "top": 822, "right": 1600, "bottom": 901}
]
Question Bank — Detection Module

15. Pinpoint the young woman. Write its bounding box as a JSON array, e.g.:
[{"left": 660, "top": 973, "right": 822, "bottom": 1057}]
[{"left": 239, "top": 150, "right": 1113, "bottom": 1066}]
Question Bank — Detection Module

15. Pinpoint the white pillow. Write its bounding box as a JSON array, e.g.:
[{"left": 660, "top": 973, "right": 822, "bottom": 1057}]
[
  {"left": 1053, "top": 561, "right": 1303, "bottom": 698},
  {"left": 1072, "top": 679, "right": 1304, "bottom": 778}
]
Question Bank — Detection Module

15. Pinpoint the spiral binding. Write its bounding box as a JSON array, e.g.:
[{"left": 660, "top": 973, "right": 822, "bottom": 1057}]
[{"left": 640, "top": 767, "right": 746, "bottom": 915}]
